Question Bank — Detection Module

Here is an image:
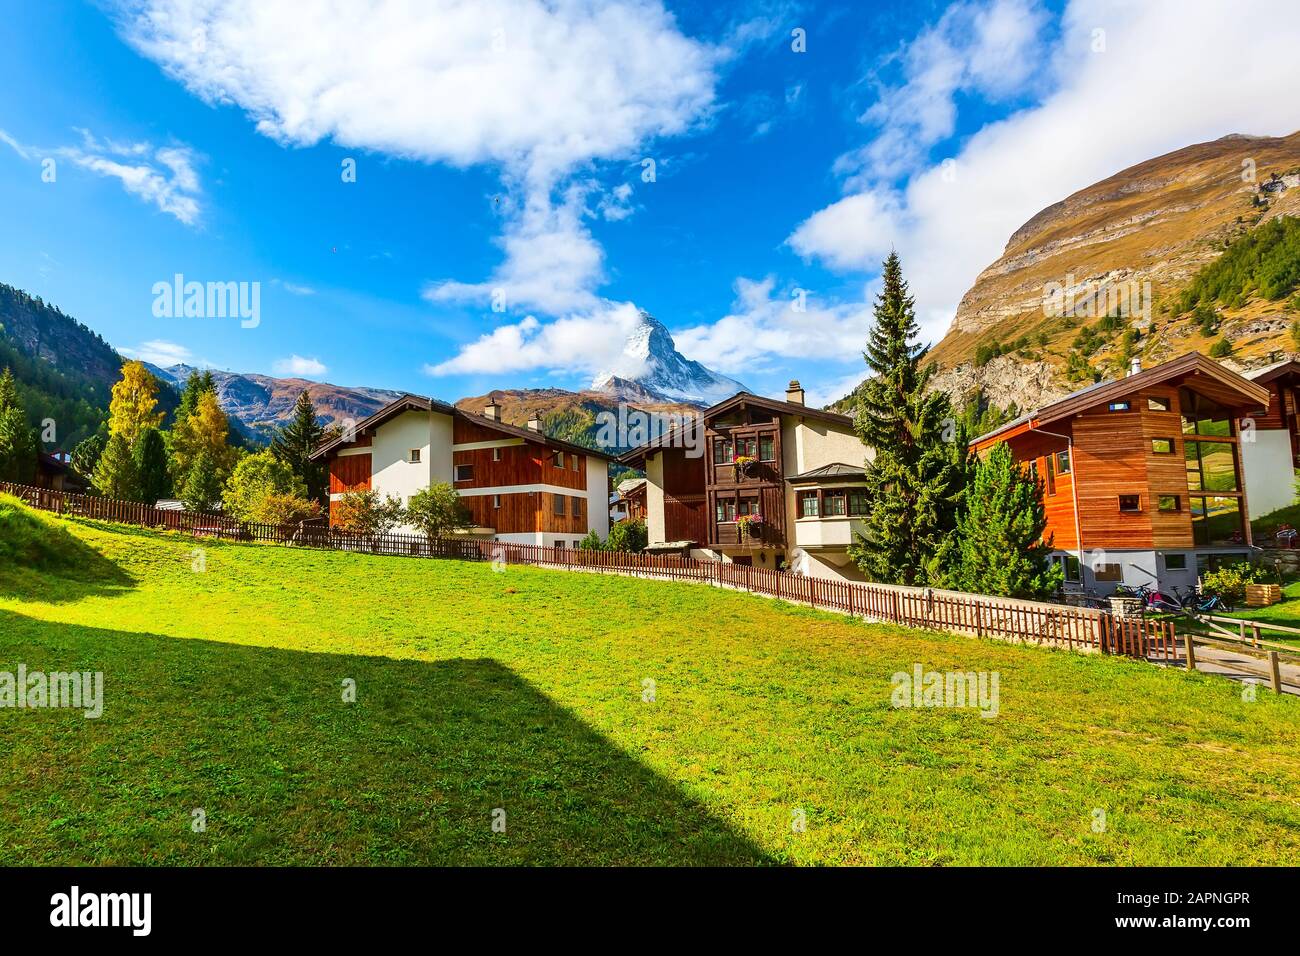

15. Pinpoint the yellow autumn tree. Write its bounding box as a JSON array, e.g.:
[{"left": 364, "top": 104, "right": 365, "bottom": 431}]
[
  {"left": 108, "top": 361, "right": 165, "bottom": 447},
  {"left": 170, "top": 389, "right": 236, "bottom": 483}
]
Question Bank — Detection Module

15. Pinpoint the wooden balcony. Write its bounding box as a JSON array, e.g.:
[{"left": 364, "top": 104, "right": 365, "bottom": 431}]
[{"left": 712, "top": 521, "right": 781, "bottom": 548}]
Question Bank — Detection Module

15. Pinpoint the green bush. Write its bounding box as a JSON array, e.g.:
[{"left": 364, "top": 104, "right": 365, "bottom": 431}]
[
  {"left": 606, "top": 519, "right": 648, "bottom": 553},
  {"left": 1201, "top": 563, "right": 1270, "bottom": 605}
]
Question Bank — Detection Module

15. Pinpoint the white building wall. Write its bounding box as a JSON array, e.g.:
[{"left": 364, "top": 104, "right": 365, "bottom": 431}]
[
  {"left": 586, "top": 457, "right": 610, "bottom": 540},
  {"left": 370, "top": 409, "right": 434, "bottom": 509},
  {"left": 1241, "top": 429, "right": 1295, "bottom": 519},
  {"left": 645, "top": 452, "right": 666, "bottom": 544},
  {"left": 428, "top": 411, "right": 455, "bottom": 484}
]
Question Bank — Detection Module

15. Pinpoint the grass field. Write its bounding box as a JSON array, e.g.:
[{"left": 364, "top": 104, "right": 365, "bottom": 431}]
[{"left": 1, "top": 502, "right": 1299, "bottom": 865}]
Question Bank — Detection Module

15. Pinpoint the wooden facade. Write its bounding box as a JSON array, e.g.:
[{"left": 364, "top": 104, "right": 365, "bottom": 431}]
[{"left": 973, "top": 355, "right": 1269, "bottom": 557}]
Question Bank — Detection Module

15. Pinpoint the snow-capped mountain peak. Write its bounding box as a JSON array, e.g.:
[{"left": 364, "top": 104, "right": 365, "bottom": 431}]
[{"left": 591, "top": 310, "right": 747, "bottom": 405}]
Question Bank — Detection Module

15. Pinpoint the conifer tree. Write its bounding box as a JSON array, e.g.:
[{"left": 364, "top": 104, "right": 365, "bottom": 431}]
[
  {"left": 849, "top": 252, "right": 967, "bottom": 585},
  {"left": 181, "top": 449, "right": 223, "bottom": 513},
  {"left": 271, "top": 391, "right": 327, "bottom": 504},
  {"left": 133, "top": 426, "right": 172, "bottom": 504},
  {"left": 946, "top": 442, "right": 1062, "bottom": 599},
  {"left": 92, "top": 433, "right": 139, "bottom": 500},
  {"left": 0, "top": 367, "right": 37, "bottom": 483}
]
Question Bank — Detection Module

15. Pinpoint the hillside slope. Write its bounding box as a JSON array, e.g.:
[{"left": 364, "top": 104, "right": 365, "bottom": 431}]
[{"left": 924, "top": 131, "right": 1300, "bottom": 410}]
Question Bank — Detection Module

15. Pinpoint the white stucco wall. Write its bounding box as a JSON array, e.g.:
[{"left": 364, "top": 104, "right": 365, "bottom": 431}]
[
  {"left": 645, "top": 452, "right": 666, "bottom": 544},
  {"left": 370, "top": 410, "right": 433, "bottom": 508},
  {"left": 1241, "top": 429, "right": 1296, "bottom": 519},
  {"left": 586, "top": 457, "right": 610, "bottom": 540},
  {"left": 429, "top": 411, "right": 454, "bottom": 484}
]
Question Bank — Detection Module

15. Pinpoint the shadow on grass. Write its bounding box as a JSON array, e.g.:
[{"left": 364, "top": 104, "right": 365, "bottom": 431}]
[
  {"left": 0, "top": 609, "right": 770, "bottom": 866},
  {"left": 0, "top": 502, "right": 135, "bottom": 604}
]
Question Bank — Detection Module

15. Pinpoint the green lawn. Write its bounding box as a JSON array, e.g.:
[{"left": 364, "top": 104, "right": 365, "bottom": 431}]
[
  {"left": 2, "top": 510, "right": 1299, "bottom": 865},
  {"left": 1212, "top": 580, "right": 1300, "bottom": 644}
]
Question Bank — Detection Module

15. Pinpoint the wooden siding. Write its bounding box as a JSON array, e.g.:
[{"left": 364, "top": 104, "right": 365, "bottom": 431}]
[
  {"left": 452, "top": 444, "right": 540, "bottom": 488},
  {"left": 703, "top": 408, "right": 785, "bottom": 547},
  {"left": 328, "top": 453, "right": 371, "bottom": 494},
  {"left": 461, "top": 491, "right": 538, "bottom": 534}
]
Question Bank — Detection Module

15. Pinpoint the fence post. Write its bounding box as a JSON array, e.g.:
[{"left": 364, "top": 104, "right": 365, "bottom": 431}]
[
  {"left": 1269, "top": 651, "right": 1283, "bottom": 694},
  {"left": 1183, "top": 633, "right": 1196, "bottom": 672}
]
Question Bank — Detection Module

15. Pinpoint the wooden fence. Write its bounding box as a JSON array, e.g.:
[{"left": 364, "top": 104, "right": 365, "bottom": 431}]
[{"left": 0, "top": 481, "right": 1178, "bottom": 661}]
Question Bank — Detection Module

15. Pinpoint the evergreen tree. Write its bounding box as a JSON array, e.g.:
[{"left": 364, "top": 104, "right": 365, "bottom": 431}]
[
  {"left": 133, "top": 426, "right": 172, "bottom": 504},
  {"left": 91, "top": 433, "right": 139, "bottom": 500},
  {"left": 946, "top": 442, "right": 1062, "bottom": 599},
  {"left": 174, "top": 370, "right": 216, "bottom": 426},
  {"left": 271, "top": 391, "right": 327, "bottom": 504},
  {"left": 71, "top": 429, "right": 107, "bottom": 481},
  {"left": 181, "top": 449, "right": 223, "bottom": 513},
  {"left": 0, "top": 368, "right": 37, "bottom": 483},
  {"left": 170, "top": 390, "right": 235, "bottom": 485},
  {"left": 849, "top": 252, "right": 967, "bottom": 585}
]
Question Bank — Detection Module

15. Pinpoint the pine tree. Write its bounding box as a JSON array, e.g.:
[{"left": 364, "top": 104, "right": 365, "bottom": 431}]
[
  {"left": 133, "top": 426, "right": 172, "bottom": 504},
  {"left": 92, "top": 433, "right": 139, "bottom": 500},
  {"left": 181, "top": 450, "right": 223, "bottom": 513},
  {"left": 0, "top": 368, "right": 37, "bottom": 483},
  {"left": 71, "top": 430, "right": 107, "bottom": 481},
  {"left": 849, "top": 252, "right": 967, "bottom": 585},
  {"left": 174, "top": 370, "right": 216, "bottom": 427},
  {"left": 947, "top": 442, "right": 1062, "bottom": 599},
  {"left": 271, "top": 391, "right": 327, "bottom": 504}
]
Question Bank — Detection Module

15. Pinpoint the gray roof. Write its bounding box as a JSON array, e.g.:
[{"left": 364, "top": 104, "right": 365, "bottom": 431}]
[{"left": 786, "top": 462, "right": 868, "bottom": 483}]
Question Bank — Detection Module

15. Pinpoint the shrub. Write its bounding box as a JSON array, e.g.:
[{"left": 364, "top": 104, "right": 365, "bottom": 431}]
[
  {"left": 577, "top": 530, "right": 603, "bottom": 550},
  {"left": 405, "top": 483, "right": 471, "bottom": 539},
  {"left": 606, "top": 518, "right": 648, "bottom": 553},
  {"left": 333, "top": 489, "right": 405, "bottom": 537},
  {"left": 1209, "top": 337, "right": 1234, "bottom": 358},
  {"left": 224, "top": 451, "right": 309, "bottom": 523},
  {"left": 1201, "top": 563, "right": 1270, "bottom": 605}
]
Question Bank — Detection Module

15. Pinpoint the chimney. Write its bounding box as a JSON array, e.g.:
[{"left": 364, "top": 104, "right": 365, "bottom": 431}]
[
  {"left": 526, "top": 410, "right": 543, "bottom": 432},
  {"left": 786, "top": 379, "right": 805, "bottom": 405},
  {"left": 484, "top": 397, "right": 501, "bottom": 421},
  {"left": 1128, "top": 356, "right": 1142, "bottom": 377}
]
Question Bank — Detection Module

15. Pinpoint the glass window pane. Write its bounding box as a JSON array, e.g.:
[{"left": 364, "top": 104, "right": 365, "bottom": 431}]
[
  {"left": 824, "top": 491, "right": 846, "bottom": 516},
  {"left": 848, "top": 490, "right": 869, "bottom": 515},
  {"left": 759, "top": 436, "right": 774, "bottom": 461}
]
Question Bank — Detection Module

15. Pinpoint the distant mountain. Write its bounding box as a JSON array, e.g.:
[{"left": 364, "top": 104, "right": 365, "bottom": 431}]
[
  {"left": 455, "top": 387, "right": 701, "bottom": 457},
  {"left": 0, "top": 282, "right": 177, "bottom": 451},
  {"left": 591, "top": 310, "right": 747, "bottom": 405},
  {"left": 150, "top": 365, "right": 403, "bottom": 443}
]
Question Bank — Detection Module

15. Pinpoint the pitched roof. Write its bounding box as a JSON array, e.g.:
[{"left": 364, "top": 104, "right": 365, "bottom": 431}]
[
  {"left": 971, "top": 352, "right": 1270, "bottom": 448},
  {"left": 309, "top": 393, "right": 617, "bottom": 462},
  {"left": 786, "top": 462, "right": 867, "bottom": 483},
  {"left": 617, "top": 391, "right": 853, "bottom": 466},
  {"left": 1245, "top": 357, "right": 1300, "bottom": 385}
]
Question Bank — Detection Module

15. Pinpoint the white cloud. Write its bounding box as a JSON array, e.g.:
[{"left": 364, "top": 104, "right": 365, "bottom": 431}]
[
  {"left": 119, "top": 339, "right": 194, "bottom": 366},
  {"left": 113, "top": 0, "right": 719, "bottom": 313},
  {"left": 273, "top": 355, "right": 328, "bottom": 377},
  {"left": 0, "top": 128, "right": 31, "bottom": 160},
  {"left": 789, "top": 0, "right": 1300, "bottom": 344},
  {"left": 426, "top": 301, "right": 646, "bottom": 377},
  {"left": 673, "top": 276, "right": 871, "bottom": 375},
  {"left": 272, "top": 279, "right": 316, "bottom": 296}
]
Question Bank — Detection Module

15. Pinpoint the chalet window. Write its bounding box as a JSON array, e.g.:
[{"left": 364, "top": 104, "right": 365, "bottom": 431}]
[
  {"left": 1179, "top": 389, "right": 1232, "bottom": 436},
  {"left": 1151, "top": 437, "right": 1174, "bottom": 454},
  {"left": 455, "top": 463, "right": 474, "bottom": 482},
  {"left": 737, "top": 497, "right": 759, "bottom": 517},
  {"left": 555, "top": 539, "right": 566, "bottom": 549},
  {"left": 848, "top": 489, "right": 869, "bottom": 516},
  {"left": 713, "top": 439, "right": 733, "bottom": 464},
  {"left": 554, "top": 494, "right": 566, "bottom": 516},
  {"left": 716, "top": 499, "right": 736, "bottom": 522},
  {"left": 759, "top": 436, "right": 775, "bottom": 462},
  {"left": 799, "top": 491, "right": 819, "bottom": 517},
  {"left": 1157, "top": 494, "right": 1180, "bottom": 512},
  {"left": 1147, "top": 395, "right": 1171, "bottom": 412},
  {"left": 492, "top": 447, "right": 502, "bottom": 462},
  {"left": 1190, "top": 496, "right": 1244, "bottom": 547},
  {"left": 823, "top": 490, "right": 847, "bottom": 516},
  {"left": 1164, "top": 553, "right": 1188, "bottom": 571},
  {"left": 408, "top": 449, "right": 422, "bottom": 463},
  {"left": 736, "top": 437, "right": 757, "bottom": 458},
  {"left": 1185, "top": 440, "right": 1238, "bottom": 492},
  {"left": 1108, "top": 401, "right": 1131, "bottom": 412},
  {"left": 1118, "top": 494, "right": 1141, "bottom": 512},
  {"left": 493, "top": 495, "right": 501, "bottom": 509},
  {"left": 571, "top": 454, "right": 579, "bottom": 471},
  {"left": 553, "top": 450, "right": 565, "bottom": 468},
  {"left": 1045, "top": 456, "right": 1056, "bottom": 496},
  {"left": 1093, "top": 562, "right": 1122, "bottom": 582},
  {"left": 571, "top": 495, "right": 583, "bottom": 517},
  {"left": 1055, "top": 450, "right": 1071, "bottom": 475}
]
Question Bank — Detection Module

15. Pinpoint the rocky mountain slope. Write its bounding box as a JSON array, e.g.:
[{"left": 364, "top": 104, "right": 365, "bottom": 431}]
[
  {"left": 591, "top": 310, "right": 748, "bottom": 404},
  {"left": 152, "top": 364, "right": 402, "bottom": 442},
  {"left": 924, "top": 131, "right": 1300, "bottom": 411}
]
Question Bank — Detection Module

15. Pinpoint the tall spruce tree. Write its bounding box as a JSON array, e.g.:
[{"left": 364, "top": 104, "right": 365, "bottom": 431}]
[
  {"left": 849, "top": 252, "right": 967, "bottom": 585},
  {"left": 181, "top": 449, "right": 223, "bottom": 513},
  {"left": 0, "top": 368, "right": 37, "bottom": 483},
  {"left": 947, "top": 442, "right": 1062, "bottom": 599},
  {"left": 92, "top": 433, "right": 139, "bottom": 500},
  {"left": 133, "top": 426, "right": 172, "bottom": 504},
  {"left": 271, "top": 391, "right": 327, "bottom": 504}
]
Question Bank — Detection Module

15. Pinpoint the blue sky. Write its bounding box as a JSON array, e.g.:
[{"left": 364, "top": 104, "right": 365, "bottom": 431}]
[{"left": 1, "top": 0, "right": 1296, "bottom": 407}]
